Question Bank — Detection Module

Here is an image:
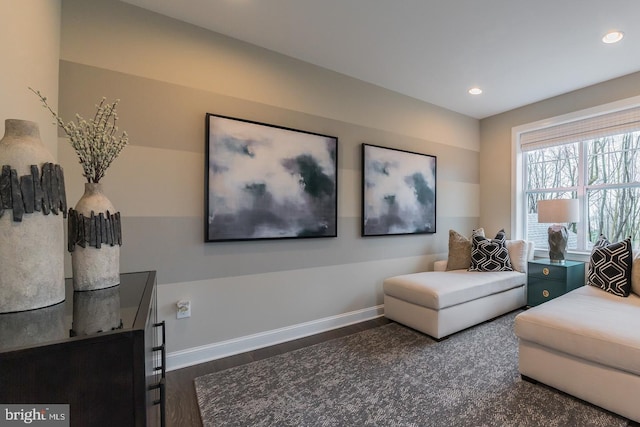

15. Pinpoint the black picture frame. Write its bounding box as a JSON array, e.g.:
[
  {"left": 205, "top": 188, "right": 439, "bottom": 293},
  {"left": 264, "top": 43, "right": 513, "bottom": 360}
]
[
  {"left": 205, "top": 114, "right": 338, "bottom": 242},
  {"left": 362, "top": 144, "right": 436, "bottom": 236}
]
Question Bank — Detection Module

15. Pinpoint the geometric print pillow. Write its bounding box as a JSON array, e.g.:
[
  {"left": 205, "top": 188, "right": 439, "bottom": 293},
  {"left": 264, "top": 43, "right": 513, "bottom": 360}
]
[
  {"left": 588, "top": 237, "right": 633, "bottom": 297},
  {"left": 588, "top": 233, "right": 611, "bottom": 279},
  {"left": 469, "top": 229, "right": 513, "bottom": 272},
  {"left": 591, "top": 233, "right": 611, "bottom": 252}
]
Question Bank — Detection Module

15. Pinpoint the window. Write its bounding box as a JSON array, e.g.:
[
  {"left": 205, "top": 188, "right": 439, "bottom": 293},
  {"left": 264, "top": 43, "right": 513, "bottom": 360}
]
[{"left": 515, "top": 99, "right": 640, "bottom": 254}]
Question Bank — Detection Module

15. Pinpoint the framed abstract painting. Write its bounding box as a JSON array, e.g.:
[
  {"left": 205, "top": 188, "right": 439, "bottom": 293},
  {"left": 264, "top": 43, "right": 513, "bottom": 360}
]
[
  {"left": 205, "top": 114, "right": 338, "bottom": 242},
  {"left": 362, "top": 144, "right": 436, "bottom": 236}
]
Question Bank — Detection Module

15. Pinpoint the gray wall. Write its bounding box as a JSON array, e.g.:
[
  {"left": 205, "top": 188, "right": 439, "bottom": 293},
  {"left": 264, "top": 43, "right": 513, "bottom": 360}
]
[
  {"left": 479, "top": 71, "right": 640, "bottom": 238},
  {"left": 0, "top": 1, "right": 60, "bottom": 157},
  {"left": 59, "top": 0, "right": 480, "bottom": 363}
]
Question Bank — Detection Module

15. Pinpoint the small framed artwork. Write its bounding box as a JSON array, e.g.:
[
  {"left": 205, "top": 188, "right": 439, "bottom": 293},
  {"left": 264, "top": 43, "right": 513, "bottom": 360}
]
[
  {"left": 205, "top": 114, "right": 338, "bottom": 242},
  {"left": 362, "top": 144, "right": 436, "bottom": 236}
]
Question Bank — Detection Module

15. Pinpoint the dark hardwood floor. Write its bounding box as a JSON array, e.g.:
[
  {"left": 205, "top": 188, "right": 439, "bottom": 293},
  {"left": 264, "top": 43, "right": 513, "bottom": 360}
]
[{"left": 165, "top": 317, "right": 391, "bottom": 427}]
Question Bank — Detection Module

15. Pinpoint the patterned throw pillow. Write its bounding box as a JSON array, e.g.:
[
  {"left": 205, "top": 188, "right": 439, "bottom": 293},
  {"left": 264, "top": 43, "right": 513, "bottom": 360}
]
[
  {"left": 469, "top": 229, "right": 513, "bottom": 272},
  {"left": 588, "top": 237, "right": 633, "bottom": 297},
  {"left": 446, "top": 228, "right": 484, "bottom": 271},
  {"left": 588, "top": 233, "right": 611, "bottom": 276},
  {"left": 592, "top": 234, "right": 611, "bottom": 252}
]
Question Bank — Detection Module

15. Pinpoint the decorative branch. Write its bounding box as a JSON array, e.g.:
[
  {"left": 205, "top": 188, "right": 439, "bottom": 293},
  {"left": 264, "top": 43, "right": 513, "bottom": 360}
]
[{"left": 30, "top": 88, "right": 129, "bottom": 183}]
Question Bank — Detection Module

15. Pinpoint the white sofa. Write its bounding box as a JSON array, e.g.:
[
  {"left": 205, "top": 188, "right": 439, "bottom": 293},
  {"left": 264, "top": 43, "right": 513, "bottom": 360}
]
[
  {"left": 514, "top": 255, "right": 640, "bottom": 423},
  {"left": 384, "top": 240, "right": 534, "bottom": 340}
]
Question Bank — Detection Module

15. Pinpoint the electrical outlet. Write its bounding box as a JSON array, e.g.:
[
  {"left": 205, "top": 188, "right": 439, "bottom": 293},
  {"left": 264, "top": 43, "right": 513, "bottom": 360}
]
[{"left": 176, "top": 300, "right": 191, "bottom": 319}]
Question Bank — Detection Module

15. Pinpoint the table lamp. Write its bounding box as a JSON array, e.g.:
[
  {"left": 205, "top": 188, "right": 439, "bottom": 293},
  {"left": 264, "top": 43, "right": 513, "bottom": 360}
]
[{"left": 537, "top": 199, "right": 579, "bottom": 264}]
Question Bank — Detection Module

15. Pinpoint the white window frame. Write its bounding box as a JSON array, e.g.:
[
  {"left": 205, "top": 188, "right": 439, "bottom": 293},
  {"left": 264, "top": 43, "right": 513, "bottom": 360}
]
[{"left": 511, "top": 94, "right": 640, "bottom": 260}]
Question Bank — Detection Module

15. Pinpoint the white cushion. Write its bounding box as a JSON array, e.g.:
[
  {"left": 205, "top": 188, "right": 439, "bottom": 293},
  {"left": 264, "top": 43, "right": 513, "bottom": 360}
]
[
  {"left": 515, "top": 285, "right": 640, "bottom": 375},
  {"left": 633, "top": 251, "right": 640, "bottom": 296},
  {"left": 506, "top": 240, "right": 528, "bottom": 273},
  {"left": 383, "top": 270, "right": 526, "bottom": 310}
]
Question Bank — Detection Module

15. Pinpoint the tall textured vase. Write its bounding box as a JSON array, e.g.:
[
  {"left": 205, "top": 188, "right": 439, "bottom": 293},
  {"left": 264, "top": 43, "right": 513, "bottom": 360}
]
[
  {"left": 69, "top": 183, "right": 121, "bottom": 291},
  {"left": 0, "top": 119, "right": 66, "bottom": 313}
]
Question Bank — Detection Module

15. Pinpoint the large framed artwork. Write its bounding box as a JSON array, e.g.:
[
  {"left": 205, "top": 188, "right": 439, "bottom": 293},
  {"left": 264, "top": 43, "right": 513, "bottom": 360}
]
[
  {"left": 205, "top": 114, "right": 338, "bottom": 242},
  {"left": 362, "top": 144, "right": 436, "bottom": 236}
]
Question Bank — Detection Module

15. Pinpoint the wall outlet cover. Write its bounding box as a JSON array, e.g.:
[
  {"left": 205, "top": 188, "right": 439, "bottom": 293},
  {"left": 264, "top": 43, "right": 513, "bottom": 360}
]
[{"left": 176, "top": 300, "right": 191, "bottom": 319}]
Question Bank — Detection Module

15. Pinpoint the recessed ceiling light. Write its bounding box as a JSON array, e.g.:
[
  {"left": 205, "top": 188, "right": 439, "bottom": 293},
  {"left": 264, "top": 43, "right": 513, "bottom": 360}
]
[
  {"left": 468, "top": 87, "right": 482, "bottom": 95},
  {"left": 602, "top": 30, "right": 624, "bottom": 44}
]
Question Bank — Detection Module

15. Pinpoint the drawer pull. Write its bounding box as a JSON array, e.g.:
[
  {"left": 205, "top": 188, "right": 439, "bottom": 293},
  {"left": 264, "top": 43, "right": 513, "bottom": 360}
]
[
  {"left": 153, "top": 321, "right": 166, "bottom": 379},
  {"left": 149, "top": 378, "right": 166, "bottom": 427},
  {"left": 151, "top": 378, "right": 165, "bottom": 404},
  {"left": 543, "top": 268, "right": 550, "bottom": 276},
  {"left": 542, "top": 290, "right": 550, "bottom": 298}
]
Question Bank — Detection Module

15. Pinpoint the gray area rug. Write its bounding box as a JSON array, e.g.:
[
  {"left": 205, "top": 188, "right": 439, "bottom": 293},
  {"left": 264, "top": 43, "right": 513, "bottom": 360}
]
[{"left": 195, "top": 312, "right": 631, "bottom": 426}]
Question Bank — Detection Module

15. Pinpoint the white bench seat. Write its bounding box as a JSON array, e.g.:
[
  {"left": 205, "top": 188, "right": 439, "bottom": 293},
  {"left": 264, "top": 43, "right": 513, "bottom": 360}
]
[
  {"left": 383, "top": 239, "right": 533, "bottom": 340},
  {"left": 515, "top": 286, "right": 640, "bottom": 376},
  {"left": 384, "top": 270, "right": 526, "bottom": 310}
]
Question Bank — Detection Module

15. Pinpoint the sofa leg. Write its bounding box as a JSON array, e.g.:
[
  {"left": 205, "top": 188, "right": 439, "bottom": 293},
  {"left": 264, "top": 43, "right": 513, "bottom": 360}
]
[{"left": 520, "top": 374, "right": 538, "bottom": 384}]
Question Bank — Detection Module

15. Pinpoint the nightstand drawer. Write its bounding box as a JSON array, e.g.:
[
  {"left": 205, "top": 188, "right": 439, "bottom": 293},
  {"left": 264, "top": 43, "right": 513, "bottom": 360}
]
[
  {"left": 528, "top": 262, "right": 567, "bottom": 280},
  {"left": 526, "top": 259, "right": 585, "bottom": 307},
  {"left": 527, "top": 278, "right": 567, "bottom": 305}
]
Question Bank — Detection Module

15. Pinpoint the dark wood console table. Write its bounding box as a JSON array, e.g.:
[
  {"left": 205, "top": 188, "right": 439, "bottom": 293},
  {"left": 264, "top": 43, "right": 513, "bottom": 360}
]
[{"left": 0, "top": 271, "right": 165, "bottom": 426}]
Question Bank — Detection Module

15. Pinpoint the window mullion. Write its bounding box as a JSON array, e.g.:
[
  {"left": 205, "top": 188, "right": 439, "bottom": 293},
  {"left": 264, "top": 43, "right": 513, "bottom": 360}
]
[{"left": 577, "top": 141, "right": 586, "bottom": 251}]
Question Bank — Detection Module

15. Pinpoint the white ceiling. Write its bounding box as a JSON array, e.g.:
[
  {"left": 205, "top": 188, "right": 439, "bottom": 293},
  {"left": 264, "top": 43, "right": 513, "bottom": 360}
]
[{"left": 121, "top": 0, "right": 640, "bottom": 119}]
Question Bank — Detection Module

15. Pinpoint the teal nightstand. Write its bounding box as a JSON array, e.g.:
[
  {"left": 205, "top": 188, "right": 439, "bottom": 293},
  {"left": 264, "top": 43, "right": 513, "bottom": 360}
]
[{"left": 527, "top": 259, "right": 585, "bottom": 306}]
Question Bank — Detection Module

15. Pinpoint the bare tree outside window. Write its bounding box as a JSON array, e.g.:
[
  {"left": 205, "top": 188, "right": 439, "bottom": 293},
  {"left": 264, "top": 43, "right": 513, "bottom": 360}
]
[
  {"left": 586, "top": 133, "right": 640, "bottom": 245},
  {"left": 525, "top": 132, "right": 640, "bottom": 251}
]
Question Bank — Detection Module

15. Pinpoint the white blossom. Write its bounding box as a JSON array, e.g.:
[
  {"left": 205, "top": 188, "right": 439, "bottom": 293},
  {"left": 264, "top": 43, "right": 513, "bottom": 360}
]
[{"left": 30, "top": 88, "right": 129, "bottom": 183}]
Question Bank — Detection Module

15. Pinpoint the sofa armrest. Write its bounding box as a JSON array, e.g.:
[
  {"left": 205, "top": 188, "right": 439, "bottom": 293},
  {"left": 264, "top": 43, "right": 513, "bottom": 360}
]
[{"left": 434, "top": 260, "right": 448, "bottom": 271}]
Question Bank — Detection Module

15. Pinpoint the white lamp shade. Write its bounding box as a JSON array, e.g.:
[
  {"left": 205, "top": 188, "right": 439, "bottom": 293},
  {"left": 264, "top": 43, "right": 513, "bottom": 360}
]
[{"left": 538, "top": 199, "right": 579, "bottom": 223}]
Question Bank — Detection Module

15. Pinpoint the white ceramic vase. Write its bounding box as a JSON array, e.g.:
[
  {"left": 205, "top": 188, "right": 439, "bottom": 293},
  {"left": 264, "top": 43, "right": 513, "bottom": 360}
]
[
  {"left": 0, "top": 119, "right": 65, "bottom": 313},
  {"left": 71, "top": 183, "right": 120, "bottom": 291}
]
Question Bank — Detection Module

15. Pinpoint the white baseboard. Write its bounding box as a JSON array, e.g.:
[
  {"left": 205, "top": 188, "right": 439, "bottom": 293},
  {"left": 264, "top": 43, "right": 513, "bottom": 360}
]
[{"left": 166, "top": 304, "right": 385, "bottom": 371}]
